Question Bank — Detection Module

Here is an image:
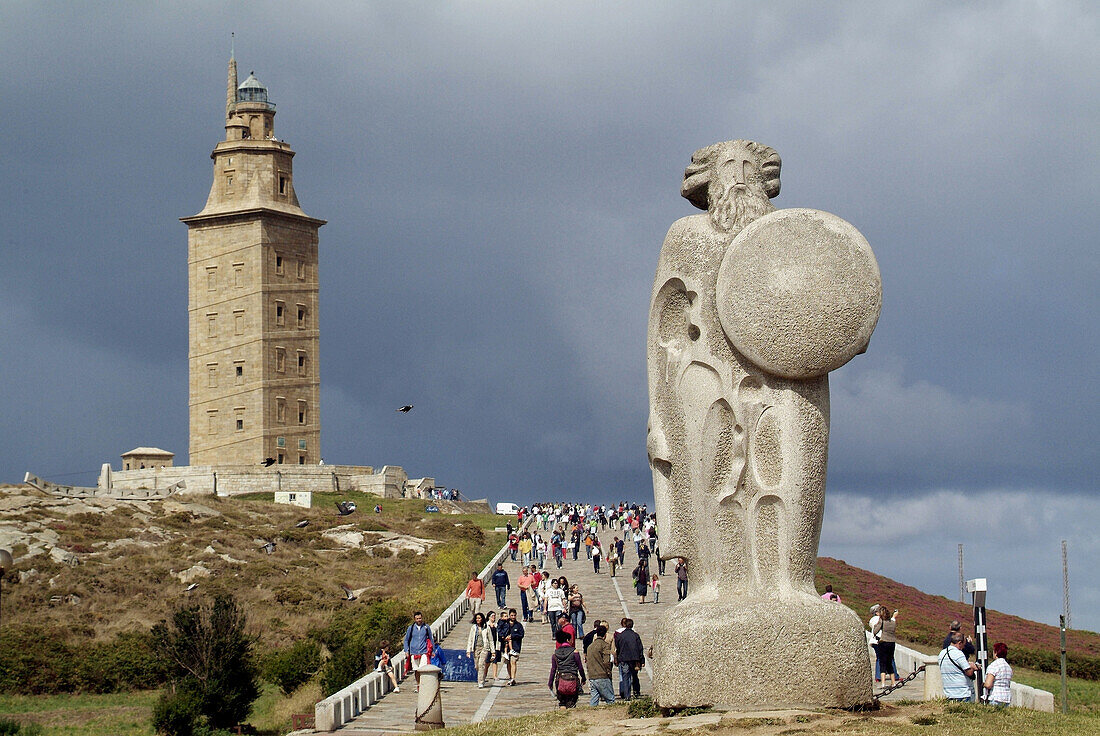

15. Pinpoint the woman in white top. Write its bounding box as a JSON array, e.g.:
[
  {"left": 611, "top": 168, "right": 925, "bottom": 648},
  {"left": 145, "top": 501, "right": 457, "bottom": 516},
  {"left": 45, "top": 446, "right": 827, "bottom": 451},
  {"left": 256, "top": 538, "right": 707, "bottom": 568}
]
[
  {"left": 537, "top": 571, "right": 552, "bottom": 623},
  {"left": 536, "top": 535, "right": 548, "bottom": 569},
  {"left": 984, "top": 642, "right": 1013, "bottom": 707},
  {"left": 544, "top": 578, "right": 567, "bottom": 634},
  {"left": 465, "top": 612, "right": 494, "bottom": 688}
]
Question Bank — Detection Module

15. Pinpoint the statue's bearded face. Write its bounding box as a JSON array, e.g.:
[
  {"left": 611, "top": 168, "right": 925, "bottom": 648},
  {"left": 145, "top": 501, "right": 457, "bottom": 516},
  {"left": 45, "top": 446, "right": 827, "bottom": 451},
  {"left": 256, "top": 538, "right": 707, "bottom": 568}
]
[{"left": 709, "top": 143, "right": 778, "bottom": 233}]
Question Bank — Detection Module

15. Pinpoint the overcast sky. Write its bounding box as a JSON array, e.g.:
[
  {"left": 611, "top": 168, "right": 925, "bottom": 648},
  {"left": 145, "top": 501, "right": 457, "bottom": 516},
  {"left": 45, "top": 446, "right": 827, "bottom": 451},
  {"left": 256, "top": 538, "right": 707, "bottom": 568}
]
[{"left": 1, "top": 3, "right": 1096, "bottom": 631}]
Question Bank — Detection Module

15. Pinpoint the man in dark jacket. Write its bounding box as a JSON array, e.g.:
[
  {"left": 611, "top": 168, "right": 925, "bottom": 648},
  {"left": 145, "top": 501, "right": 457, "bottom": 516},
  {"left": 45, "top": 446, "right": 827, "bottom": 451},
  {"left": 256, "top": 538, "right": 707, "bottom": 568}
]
[
  {"left": 942, "top": 620, "right": 976, "bottom": 659},
  {"left": 498, "top": 608, "right": 525, "bottom": 686},
  {"left": 491, "top": 563, "right": 510, "bottom": 609},
  {"left": 582, "top": 619, "right": 604, "bottom": 653},
  {"left": 613, "top": 618, "right": 644, "bottom": 700}
]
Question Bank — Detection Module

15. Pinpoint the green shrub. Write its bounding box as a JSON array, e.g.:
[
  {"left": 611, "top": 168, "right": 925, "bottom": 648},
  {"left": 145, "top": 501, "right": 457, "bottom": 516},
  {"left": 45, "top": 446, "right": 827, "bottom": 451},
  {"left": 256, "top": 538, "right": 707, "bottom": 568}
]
[
  {"left": 320, "top": 643, "right": 366, "bottom": 696},
  {"left": 152, "top": 594, "right": 259, "bottom": 732},
  {"left": 76, "top": 630, "right": 168, "bottom": 693},
  {"left": 317, "top": 599, "right": 408, "bottom": 695},
  {"left": 153, "top": 685, "right": 203, "bottom": 736},
  {"left": 0, "top": 626, "right": 76, "bottom": 694},
  {"left": 1011, "top": 646, "right": 1100, "bottom": 681},
  {"left": 262, "top": 639, "right": 321, "bottom": 695},
  {"left": 0, "top": 626, "right": 168, "bottom": 695}
]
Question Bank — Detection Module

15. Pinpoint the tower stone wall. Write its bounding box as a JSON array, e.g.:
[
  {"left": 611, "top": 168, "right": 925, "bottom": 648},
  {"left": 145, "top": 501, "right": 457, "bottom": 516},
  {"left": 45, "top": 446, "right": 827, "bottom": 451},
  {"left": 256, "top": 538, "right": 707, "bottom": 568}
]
[{"left": 182, "top": 62, "right": 324, "bottom": 467}]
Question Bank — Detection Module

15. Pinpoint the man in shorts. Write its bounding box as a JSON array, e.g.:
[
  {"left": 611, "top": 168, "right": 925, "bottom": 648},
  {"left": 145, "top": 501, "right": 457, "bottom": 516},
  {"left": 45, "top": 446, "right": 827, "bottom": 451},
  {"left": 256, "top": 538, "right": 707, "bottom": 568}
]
[
  {"left": 402, "top": 611, "right": 435, "bottom": 691},
  {"left": 498, "top": 608, "right": 525, "bottom": 686}
]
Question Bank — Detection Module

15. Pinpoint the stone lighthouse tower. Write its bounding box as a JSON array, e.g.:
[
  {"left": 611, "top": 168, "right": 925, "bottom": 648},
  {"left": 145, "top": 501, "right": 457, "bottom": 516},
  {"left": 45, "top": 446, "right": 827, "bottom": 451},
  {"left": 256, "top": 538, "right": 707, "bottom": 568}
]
[{"left": 182, "top": 53, "right": 324, "bottom": 467}]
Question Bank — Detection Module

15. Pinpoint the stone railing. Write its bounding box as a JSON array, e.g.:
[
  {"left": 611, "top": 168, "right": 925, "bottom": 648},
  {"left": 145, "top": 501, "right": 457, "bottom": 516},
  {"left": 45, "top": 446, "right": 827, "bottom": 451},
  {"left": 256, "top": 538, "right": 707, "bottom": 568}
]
[
  {"left": 866, "top": 633, "right": 1054, "bottom": 711},
  {"left": 23, "top": 473, "right": 182, "bottom": 500},
  {"left": 314, "top": 517, "right": 528, "bottom": 731}
]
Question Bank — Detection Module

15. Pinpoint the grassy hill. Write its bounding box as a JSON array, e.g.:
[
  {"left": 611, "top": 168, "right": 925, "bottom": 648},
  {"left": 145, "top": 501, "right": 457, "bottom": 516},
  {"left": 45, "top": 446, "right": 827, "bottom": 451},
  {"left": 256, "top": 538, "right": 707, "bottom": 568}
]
[
  {"left": 815, "top": 557, "right": 1100, "bottom": 677},
  {"left": 0, "top": 484, "right": 507, "bottom": 696},
  {"left": 1, "top": 487, "right": 1097, "bottom": 734}
]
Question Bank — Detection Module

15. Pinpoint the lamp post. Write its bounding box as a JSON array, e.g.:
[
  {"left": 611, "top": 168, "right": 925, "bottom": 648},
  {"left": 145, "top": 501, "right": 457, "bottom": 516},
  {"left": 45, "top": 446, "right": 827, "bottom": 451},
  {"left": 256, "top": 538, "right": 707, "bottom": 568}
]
[{"left": 0, "top": 548, "right": 13, "bottom": 630}]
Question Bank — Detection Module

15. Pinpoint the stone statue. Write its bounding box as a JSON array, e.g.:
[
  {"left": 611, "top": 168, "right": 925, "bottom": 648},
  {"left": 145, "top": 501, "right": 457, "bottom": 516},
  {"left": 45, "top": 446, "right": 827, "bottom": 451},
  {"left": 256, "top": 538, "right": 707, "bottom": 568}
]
[{"left": 648, "top": 140, "right": 881, "bottom": 708}]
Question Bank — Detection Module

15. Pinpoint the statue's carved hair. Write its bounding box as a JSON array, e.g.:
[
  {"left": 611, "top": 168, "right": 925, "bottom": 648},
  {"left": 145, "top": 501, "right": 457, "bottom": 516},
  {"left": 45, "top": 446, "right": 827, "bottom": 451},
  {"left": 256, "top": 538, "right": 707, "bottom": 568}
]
[{"left": 681, "top": 140, "right": 781, "bottom": 210}]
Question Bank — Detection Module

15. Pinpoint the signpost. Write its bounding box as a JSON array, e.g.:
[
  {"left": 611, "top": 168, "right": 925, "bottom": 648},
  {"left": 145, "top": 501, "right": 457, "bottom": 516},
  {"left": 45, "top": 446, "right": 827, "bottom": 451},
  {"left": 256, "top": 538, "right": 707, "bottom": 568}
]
[{"left": 966, "top": 578, "right": 988, "bottom": 702}]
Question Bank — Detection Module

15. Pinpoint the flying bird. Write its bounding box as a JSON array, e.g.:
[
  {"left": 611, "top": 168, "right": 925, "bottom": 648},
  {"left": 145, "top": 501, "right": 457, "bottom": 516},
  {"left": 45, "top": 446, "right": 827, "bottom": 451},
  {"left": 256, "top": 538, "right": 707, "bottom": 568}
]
[
  {"left": 261, "top": 457, "right": 276, "bottom": 467},
  {"left": 396, "top": 405, "right": 413, "bottom": 413}
]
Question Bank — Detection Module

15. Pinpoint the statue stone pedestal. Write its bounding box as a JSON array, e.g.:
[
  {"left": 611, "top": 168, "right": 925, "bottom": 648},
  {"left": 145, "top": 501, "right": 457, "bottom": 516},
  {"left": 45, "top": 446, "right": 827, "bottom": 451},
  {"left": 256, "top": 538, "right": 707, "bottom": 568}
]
[{"left": 653, "top": 593, "right": 871, "bottom": 708}]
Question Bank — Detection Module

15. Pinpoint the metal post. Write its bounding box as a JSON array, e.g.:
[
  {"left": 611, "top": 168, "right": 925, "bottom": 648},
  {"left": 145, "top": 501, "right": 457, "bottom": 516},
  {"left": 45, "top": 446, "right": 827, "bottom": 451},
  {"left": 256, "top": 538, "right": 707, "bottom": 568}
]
[
  {"left": 1062, "top": 540, "right": 1071, "bottom": 629},
  {"left": 1060, "top": 614, "right": 1068, "bottom": 714},
  {"left": 966, "top": 578, "right": 987, "bottom": 702}
]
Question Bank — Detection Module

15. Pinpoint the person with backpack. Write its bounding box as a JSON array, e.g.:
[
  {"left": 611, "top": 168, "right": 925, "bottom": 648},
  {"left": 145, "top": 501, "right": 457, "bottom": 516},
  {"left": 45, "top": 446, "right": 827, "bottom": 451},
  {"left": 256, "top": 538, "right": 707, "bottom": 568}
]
[
  {"left": 548, "top": 628, "right": 586, "bottom": 708},
  {"left": 402, "top": 611, "right": 435, "bottom": 692}
]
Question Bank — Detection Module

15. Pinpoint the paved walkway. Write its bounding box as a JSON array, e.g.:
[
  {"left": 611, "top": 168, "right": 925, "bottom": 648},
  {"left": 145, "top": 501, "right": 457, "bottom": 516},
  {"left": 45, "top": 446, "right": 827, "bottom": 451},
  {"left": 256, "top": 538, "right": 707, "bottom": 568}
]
[
  {"left": 324, "top": 530, "right": 915, "bottom": 734},
  {"left": 329, "top": 528, "right": 664, "bottom": 734}
]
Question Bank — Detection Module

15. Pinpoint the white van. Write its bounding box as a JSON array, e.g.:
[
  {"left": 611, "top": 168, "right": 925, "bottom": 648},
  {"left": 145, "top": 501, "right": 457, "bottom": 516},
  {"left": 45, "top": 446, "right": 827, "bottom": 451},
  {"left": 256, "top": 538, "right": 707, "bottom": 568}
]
[{"left": 495, "top": 502, "right": 519, "bottom": 515}]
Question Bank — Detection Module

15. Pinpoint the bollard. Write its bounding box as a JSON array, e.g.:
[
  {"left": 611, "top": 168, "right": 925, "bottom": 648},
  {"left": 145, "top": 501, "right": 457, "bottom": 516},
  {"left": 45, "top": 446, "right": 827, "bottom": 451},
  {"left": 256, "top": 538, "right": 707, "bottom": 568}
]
[
  {"left": 414, "top": 665, "right": 444, "bottom": 731},
  {"left": 923, "top": 657, "right": 943, "bottom": 700}
]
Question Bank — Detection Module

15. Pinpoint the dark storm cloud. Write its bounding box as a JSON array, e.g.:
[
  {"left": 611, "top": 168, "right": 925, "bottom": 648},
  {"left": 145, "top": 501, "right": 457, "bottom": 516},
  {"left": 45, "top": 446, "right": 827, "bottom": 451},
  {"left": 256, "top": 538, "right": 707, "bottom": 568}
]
[{"left": 1, "top": 3, "right": 1096, "bottom": 626}]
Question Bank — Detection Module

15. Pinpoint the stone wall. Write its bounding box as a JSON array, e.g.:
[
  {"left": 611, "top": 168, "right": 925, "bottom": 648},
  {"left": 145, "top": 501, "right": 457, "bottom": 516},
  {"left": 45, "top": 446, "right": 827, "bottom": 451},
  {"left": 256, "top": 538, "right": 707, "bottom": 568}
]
[{"left": 105, "top": 463, "right": 419, "bottom": 499}]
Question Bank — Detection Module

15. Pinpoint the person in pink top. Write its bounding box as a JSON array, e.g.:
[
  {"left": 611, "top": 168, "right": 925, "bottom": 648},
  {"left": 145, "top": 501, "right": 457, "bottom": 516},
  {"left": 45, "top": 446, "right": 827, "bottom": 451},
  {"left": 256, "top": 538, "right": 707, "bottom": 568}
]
[
  {"left": 820, "top": 584, "right": 841, "bottom": 602},
  {"left": 518, "top": 568, "right": 537, "bottom": 622}
]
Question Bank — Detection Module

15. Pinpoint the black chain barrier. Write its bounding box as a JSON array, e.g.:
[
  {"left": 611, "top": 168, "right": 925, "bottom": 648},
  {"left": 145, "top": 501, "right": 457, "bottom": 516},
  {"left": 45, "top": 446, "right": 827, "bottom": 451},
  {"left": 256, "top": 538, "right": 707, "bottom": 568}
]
[{"left": 875, "top": 664, "right": 926, "bottom": 700}]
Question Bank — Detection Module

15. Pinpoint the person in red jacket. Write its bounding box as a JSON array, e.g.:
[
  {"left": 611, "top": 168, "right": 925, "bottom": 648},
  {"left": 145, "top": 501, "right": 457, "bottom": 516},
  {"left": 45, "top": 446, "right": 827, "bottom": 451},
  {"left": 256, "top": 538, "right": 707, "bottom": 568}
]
[{"left": 464, "top": 571, "right": 485, "bottom": 616}]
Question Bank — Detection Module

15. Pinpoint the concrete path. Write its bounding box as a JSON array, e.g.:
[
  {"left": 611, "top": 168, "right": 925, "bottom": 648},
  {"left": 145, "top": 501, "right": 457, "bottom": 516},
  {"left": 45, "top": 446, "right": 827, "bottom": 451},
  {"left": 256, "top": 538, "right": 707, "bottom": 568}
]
[
  {"left": 323, "top": 528, "right": 913, "bottom": 734},
  {"left": 328, "top": 528, "right": 665, "bottom": 734}
]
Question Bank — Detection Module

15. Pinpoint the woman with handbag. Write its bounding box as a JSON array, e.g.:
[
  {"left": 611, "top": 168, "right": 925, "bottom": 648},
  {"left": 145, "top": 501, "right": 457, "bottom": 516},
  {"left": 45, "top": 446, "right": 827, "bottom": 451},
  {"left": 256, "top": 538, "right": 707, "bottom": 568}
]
[
  {"left": 548, "top": 629, "right": 586, "bottom": 708},
  {"left": 873, "top": 606, "right": 899, "bottom": 687}
]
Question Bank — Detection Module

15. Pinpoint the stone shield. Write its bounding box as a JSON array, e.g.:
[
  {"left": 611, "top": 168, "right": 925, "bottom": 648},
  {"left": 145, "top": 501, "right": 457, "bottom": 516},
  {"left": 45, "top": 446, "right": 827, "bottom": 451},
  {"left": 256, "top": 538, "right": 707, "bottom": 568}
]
[{"left": 716, "top": 208, "right": 882, "bottom": 379}]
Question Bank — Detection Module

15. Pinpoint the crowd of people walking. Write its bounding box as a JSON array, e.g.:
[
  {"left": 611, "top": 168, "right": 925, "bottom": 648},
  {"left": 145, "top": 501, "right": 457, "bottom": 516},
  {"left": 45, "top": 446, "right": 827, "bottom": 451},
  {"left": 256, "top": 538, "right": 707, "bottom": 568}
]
[
  {"left": 385, "top": 499, "right": 1020, "bottom": 721},
  {"left": 388, "top": 499, "right": 1021, "bottom": 719},
  {"left": 456, "top": 502, "right": 674, "bottom": 707}
]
